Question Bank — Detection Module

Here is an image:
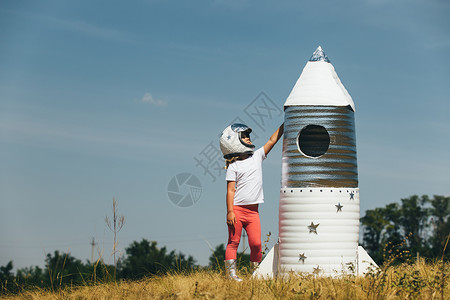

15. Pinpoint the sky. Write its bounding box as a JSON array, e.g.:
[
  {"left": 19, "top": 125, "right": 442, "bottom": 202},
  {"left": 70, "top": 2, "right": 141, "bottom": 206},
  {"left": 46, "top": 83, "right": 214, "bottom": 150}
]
[{"left": 1, "top": 0, "right": 449, "bottom": 270}]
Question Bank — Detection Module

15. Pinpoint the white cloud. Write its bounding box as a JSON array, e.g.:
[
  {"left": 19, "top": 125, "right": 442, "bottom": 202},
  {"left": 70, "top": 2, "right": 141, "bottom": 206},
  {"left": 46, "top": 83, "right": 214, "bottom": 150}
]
[
  {"left": 141, "top": 92, "right": 167, "bottom": 107},
  {"left": 2, "top": 8, "right": 133, "bottom": 43},
  {"left": 53, "top": 18, "right": 131, "bottom": 42},
  {"left": 213, "top": 0, "right": 251, "bottom": 10},
  {"left": 0, "top": 114, "right": 197, "bottom": 156}
]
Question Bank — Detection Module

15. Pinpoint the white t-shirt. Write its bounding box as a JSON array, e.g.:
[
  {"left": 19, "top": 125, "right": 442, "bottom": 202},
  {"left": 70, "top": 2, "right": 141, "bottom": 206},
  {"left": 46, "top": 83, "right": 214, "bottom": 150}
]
[{"left": 225, "top": 147, "right": 266, "bottom": 205}]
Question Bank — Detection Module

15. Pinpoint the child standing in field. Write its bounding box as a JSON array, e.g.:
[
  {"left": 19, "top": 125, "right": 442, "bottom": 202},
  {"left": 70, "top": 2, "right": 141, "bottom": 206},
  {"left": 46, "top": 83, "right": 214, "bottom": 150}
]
[{"left": 219, "top": 123, "right": 284, "bottom": 281}]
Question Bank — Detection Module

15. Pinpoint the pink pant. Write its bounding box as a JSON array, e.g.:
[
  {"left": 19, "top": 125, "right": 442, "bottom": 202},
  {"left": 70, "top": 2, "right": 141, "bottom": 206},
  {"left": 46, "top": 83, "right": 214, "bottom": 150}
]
[{"left": 225, "top": 204, "right": 262, "bottom": 262}]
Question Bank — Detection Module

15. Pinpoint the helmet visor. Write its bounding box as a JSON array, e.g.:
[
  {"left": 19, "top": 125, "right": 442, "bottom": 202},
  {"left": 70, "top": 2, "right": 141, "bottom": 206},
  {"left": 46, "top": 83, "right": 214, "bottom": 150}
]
[{"left": 231, "top": 123, "right": 252, "bottom": 133}]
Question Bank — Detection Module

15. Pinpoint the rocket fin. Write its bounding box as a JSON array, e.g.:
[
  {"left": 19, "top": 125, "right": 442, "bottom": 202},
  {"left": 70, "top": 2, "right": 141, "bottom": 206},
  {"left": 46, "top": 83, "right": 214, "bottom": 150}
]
[
  {"left": 253, "top": 244, "right": 378, "bottom": 278},
  {"left": 252, "top": 243, "right": 279, "bottom": 279},
  {"left": 357, "top": 246, "right": 379, "bottom": 275}
]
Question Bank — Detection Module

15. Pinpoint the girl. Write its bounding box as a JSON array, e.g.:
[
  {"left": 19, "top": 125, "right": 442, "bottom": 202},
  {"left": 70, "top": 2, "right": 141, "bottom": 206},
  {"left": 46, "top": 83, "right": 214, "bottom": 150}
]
[{"left": 219, "top": 123, "right": 284, "bottom": 281}]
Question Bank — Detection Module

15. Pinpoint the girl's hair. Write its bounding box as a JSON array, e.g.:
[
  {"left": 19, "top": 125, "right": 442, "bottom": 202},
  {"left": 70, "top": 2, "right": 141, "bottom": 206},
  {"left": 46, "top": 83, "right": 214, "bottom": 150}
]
[
  {"left": 224, "top": 155, "right": 240, "bottom": 169},
  {"left": 224, "top": 153, "right": 252, "bottom": 169}
]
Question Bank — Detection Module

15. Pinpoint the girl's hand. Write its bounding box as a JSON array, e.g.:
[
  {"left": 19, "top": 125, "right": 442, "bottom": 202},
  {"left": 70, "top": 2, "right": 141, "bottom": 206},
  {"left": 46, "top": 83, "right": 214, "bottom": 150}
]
[{"left": 227, "top": 211, "right": 236, "bottom": 226}]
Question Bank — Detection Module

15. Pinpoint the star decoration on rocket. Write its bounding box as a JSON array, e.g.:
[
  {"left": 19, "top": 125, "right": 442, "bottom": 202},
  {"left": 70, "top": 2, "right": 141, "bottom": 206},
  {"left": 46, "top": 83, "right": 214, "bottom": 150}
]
[
  {"left": 349, "top": 191, "right": 355, "bottom": 200},
  {"left": 335, "top": 202, "right": 343, "bottom": 212},
  {"left": 308, "top": 222, "right": 319, "bottom": 234},
  {"left": 298, "top": 253, "right": 307, "bottom": 263},
  {"left": 313, "top": 265, "right": 321, "bottom": 275}
]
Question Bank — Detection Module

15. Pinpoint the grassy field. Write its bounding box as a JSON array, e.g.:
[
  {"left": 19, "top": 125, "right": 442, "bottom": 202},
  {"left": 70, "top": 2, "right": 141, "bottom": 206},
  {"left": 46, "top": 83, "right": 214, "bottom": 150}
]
[{"left": 3, "top": 259, "right": 448, "bottom": 299}]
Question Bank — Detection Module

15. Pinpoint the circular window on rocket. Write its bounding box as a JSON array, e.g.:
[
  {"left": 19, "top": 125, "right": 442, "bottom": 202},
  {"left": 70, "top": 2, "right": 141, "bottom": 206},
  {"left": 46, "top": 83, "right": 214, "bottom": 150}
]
[{"left": 297, "top": 125, "right": 330, "bottom": 158}]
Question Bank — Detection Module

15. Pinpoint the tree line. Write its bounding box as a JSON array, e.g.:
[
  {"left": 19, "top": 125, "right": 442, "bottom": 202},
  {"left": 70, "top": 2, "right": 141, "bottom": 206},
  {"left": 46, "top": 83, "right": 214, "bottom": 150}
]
[
  {"left": 361, "top": 195, "right": 449, "bottom": 264},
  {"left": 0, "top": 239, "right": 199, "bottom": 294},
  {"left": 1, "top": 194, "right": 448, "bottom": 294}
]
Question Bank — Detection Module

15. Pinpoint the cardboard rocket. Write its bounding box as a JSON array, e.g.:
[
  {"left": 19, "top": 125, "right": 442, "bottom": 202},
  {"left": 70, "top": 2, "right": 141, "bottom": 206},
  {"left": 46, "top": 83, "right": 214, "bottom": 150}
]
[{"left": 255, "top": 46, "right": 376, "bottom": 278}]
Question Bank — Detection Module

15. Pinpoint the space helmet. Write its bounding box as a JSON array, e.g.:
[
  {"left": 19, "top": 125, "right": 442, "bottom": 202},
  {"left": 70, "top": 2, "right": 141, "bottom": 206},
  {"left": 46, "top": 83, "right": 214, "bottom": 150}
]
[{"left": 220, "top": 123, "right": 255, "bottom": 159}]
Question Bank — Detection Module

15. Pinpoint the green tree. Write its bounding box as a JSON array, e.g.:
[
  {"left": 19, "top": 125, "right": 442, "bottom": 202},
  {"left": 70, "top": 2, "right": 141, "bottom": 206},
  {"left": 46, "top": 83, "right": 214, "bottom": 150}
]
[
  {"left": 15, "top": 265, "right": 44, "bottom": 288},
  {"left": 0, "top": 261, "right": 15, "bottom": 294},
  {"left": 44, "top": 250, "right": 91, "bottom": 288},
  {"left": 382, "top": 202, "right": 407, "bottom": 262},
  {"left": 399, "top": 195, "right": 428, "bottom": 257},
  {"left": 208, "top": 243, "right": 226, "bottom": 270},
  {"left": 361, "top": 203, "right": 407, "bottom": 264},
  {"left": 118, "top": 239, "right": 196, "bottom": 279},
  {"left": 207, "top": 243, "right": 251, "bottom": 271},
  {"left": 427, "top": 195, "right": 450, "bottom": 258},
  {"left": 361, "top": 195, "right": 450, "bottom": 265},
  {"left": 360, "top": 208, "right": 389, "bottom": 264}
]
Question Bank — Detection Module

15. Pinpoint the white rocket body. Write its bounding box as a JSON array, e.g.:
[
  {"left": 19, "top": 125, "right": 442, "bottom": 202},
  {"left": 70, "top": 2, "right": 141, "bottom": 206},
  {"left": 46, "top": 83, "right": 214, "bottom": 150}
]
[{"left": 255, "top": 47, "right": 376, "bottom": 278}]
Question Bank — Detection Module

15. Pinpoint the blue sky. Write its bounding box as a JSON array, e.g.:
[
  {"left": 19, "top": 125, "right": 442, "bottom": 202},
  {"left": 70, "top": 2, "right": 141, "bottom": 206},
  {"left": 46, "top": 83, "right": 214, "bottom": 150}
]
[{"left": 1, "top": 0, "right": 449, "bottom": 269}]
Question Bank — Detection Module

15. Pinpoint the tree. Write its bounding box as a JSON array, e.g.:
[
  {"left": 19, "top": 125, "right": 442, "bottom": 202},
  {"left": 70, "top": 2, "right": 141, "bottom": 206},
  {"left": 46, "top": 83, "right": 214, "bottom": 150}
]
[
  {"left": 360, "top": 208, "right": 389, "bottom": 264},
  {"left": 118, "top": 239, "right": 196, "bottom": 279},
  {"left": 382, "top": 202, "right": 407, "bottom": 262},
  {"left": 361, "top": 195, "right": 450, "bottom": 265},
  {"left": 399, "top": 195, "right": 428, "bottom": 257},
  {"left": 44, "top": 250, "right": 88, "bottom": 288},
  {"left": 15, "top": 266, "right": 44, "bottom": 288},
  {"left": 0, "top": 261, "right": 15, "bottom": 293},
  {"left": 207, "top": 243, "right": 250, "bottom": 271},
  {"left": 361, "top": 202, "right": 408, "bottom": 264},
  {"left": 427, "top": 195, "right": 450, "bottom": 258},
  {"left": 208, "top": 244, "right": 226, "bottom": 270}
]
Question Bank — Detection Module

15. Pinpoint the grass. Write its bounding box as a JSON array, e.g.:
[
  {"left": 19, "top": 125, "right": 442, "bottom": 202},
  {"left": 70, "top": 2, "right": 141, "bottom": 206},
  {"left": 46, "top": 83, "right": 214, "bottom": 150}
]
[{"left": 3, "top": 259, "right": 448, "bottom": 300}]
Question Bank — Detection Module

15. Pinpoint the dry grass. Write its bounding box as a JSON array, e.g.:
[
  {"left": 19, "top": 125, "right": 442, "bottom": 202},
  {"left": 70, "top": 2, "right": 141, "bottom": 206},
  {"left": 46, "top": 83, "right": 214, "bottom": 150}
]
[{"left": 3, "top": 259, "right": 448, "bottom": 300}]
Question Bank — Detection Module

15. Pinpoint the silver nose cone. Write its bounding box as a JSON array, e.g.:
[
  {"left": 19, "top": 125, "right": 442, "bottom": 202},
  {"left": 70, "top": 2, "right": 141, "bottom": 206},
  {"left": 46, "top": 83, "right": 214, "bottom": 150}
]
[{"left": 309, "top": 46, "right": 330, "bottom": 63}]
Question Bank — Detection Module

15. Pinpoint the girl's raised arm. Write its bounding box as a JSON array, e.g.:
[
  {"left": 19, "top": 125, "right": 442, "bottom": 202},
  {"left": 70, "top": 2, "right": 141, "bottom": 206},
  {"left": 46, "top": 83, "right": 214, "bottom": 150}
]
[{"left": 263, "top": 123, "right": 284, "bottom": 156}]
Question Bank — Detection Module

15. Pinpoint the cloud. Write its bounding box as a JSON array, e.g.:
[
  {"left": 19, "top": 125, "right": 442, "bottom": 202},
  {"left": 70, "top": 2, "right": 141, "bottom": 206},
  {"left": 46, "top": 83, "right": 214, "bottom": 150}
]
[
  {"left": 52, "top": 18, "right": 132, "bottom": 42},
  {"left": 141, "top": 92, "right": 167, "bottom": 107},
  {"left": 0, "top": 114, "right": 196, "bottom": 156},
  {"left": 213, "top": 0, "right": 251, "bottom": 10},
  {"left": 1, "top": 8, "right": 133, "bottom": 43}
]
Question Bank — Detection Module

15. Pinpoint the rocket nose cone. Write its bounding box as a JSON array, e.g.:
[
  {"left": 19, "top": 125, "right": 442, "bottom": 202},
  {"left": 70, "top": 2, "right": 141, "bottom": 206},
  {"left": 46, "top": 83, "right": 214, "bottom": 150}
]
[
  {"left": 309, "top": 46, "right": 330, "bottom": 63},
  {"left": 283, "top": 46, "right": 355, "bottom": 110}
]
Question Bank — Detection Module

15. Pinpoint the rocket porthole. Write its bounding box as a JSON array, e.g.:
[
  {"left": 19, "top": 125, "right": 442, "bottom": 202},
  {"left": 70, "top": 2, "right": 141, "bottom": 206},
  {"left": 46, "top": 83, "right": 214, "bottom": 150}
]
[{"left": 297, "top": 125, "right": 330, "bottom": 158}]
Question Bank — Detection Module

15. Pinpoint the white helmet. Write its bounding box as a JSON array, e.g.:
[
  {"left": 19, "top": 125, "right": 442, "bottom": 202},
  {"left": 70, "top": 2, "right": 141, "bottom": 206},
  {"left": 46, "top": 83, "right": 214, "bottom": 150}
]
[{"left": 220, "top": 123, "right": 255, "bottom": 159}]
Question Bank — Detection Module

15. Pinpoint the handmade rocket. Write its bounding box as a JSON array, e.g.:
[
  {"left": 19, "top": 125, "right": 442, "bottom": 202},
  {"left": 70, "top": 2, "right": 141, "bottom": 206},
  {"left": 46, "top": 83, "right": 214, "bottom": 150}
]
[{"left": 255, "top": 46, "right": 376, "bottom": 278}]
